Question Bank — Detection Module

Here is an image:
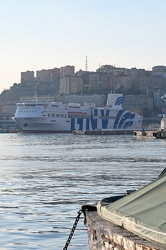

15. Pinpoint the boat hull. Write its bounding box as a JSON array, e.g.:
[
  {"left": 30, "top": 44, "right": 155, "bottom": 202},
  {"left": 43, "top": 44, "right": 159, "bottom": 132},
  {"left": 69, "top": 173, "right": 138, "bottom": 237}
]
[{"left": 14, "top": 114, "right": 142, "bottom": 133}]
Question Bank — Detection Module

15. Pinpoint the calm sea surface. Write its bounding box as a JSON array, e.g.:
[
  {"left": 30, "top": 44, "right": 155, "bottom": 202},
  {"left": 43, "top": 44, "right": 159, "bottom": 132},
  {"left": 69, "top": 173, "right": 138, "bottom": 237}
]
[{"left": 0, "top": 133, "right": 166, "bottom": 250}]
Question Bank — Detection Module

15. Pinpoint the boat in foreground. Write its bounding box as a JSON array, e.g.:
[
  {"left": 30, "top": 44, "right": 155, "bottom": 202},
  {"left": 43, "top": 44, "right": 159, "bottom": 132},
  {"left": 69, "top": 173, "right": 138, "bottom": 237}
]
[
  {"left": 14, "top": 93, "right": 143, "bottom": 133},
  {"left": 83, "top": 169, "right": 166, "bottom": 249}
]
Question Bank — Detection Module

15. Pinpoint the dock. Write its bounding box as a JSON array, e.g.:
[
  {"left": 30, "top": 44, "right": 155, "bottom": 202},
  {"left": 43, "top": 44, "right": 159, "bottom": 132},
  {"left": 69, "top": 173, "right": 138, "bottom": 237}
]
[
  {"left": 73, "top": 130, "right": 133, "bottom": 135},
  {"left": 84, "top": 170, "right": 166, "bottom": 250},
  {"left": 133, "top": 129, "right": 166, "bottom": 139},
  {"left": 85, "top": 209, "right": 165, "bottom": 250},
  {"left": 0, "top": 129, "right": 20, "bottom": 133},
  {"left": 133, "top": 130, "right": 157, "bottom": 138},
  {"left": 154, "top": 130, "right": 166, "bottom": 139}
]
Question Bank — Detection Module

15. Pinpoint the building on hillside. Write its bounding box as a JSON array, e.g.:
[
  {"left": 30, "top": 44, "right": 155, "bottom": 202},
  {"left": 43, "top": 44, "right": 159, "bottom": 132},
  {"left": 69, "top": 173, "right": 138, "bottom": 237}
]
[
  {"left": 110, "top": 75, "right": 131, "bottom": 91},
  {"left": 1, "top": 104, "right": 16, "bottom": 114},
  {"left": 49, "top": 68, "right": 60, "bottom": 83},
  {"left": 21, "top": 71, "right": 35, "bottom": 84},
  {"left": 60, "top": 65, "right": 75, "bottom": 77},
  {"left": 151, "top": 74, "right": 166, "bottom": 90},
  {"left": 123, "top": 95, "right": 153, "bottom": 115},
  {"left": 19, "top": 95, "right": 55, "bottom": 102},
  {"left": 59, "top": 76, "right": 83, "bottom": 95},
  {"left": 96, "top": 65, "right": 115, "bottom": 73},
  {"left": 64, "top": 94, "right": 106, "bottom": 106},
  {"left": 89, "top": 72, "right": 111, "bottom": 91},
  {"left": 36, "top": 69, "right": 50, "bottom": 82},
  {"left": 152, "top": 65, "right": 166, "bottom": 74}
]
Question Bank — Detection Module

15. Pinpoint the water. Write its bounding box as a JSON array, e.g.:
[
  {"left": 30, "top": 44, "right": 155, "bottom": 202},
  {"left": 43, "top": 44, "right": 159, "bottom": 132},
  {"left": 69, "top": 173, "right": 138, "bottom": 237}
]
[{"left": 0, "top": 133, "right": 165, "bottom": 250}]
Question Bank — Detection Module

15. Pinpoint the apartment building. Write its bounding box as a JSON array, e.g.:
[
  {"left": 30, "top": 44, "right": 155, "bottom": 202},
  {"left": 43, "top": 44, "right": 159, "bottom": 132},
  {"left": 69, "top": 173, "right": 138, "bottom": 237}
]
[
  {"left": 96, "top": 65, "right": 115, "bottom": 73},
  {"left": 49, "top": 68, "right": 60, "bottom": 83},
  {"left": 60, "top": 65, "right": 75, "bottom": 77},
  {"left": 110, "top": 75, "right": 132, "bottom": 90},
  {"left": 21, "top": 71, "right": 35, "bottom": 83},
  {"left": 152, "top": 65, "right": 166, "bottom": 73},
  {"left": 123, "top": 95, "right": 153, "bottom": 114},
  {"left": 64, "top": 94, "right": 106, "bottom": 106},
  {"left": 36, "top": 69, "right": 50, "bottom": 82},
  {"left": 60, "top": 76, "right": 83, "bottom": 95},
  {"left": 89, "top": 72, "right": 111, "bottom": 91}
]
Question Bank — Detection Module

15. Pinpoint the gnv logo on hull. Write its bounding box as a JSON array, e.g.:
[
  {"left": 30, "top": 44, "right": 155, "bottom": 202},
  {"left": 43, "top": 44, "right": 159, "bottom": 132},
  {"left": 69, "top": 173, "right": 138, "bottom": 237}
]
[
  {"left": 115, "top": 96, "right": 124, "bottom": 105},
  {"left": 70, "top": 109, "right": 135, "bottom": 130}
]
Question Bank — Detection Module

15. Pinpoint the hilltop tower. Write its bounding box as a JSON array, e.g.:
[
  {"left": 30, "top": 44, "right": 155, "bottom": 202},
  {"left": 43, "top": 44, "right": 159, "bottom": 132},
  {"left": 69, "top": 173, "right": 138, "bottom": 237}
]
[{"left": 85, "top": 56, "right": 88, "bottom": 71}]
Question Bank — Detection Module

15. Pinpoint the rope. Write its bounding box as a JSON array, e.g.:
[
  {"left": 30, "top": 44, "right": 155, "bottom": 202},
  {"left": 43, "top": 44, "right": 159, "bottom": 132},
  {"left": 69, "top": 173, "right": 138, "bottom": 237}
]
[
  {"left": 63, "top": 210, "right": 82, "bottom": 250},
  {"left": 63, "top": 205, "right": 96, "bottom": 250}
]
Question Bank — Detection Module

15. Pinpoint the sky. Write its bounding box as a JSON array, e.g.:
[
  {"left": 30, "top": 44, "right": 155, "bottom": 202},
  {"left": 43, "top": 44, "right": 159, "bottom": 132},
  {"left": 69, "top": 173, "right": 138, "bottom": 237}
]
[{"left": 0, "top": 0, "right": 166, "bottom": 93}]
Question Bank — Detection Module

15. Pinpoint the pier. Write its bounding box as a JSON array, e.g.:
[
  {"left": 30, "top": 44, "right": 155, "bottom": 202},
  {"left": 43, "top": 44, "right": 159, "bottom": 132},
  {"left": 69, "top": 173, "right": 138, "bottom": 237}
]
[
  {"left": 73, "top": 130, "right": 133, "bottom": 135},
  {"left": 133, "top": 130, "right": 157, "bottom": 138},
  {"left": 133, "top": 129, "right": 166, "bottom": 139},
  {"left": 84, "top": 171, "right": 166, "bottom": 250},
  {"left": 85, "top": 209, "right": 165, "bottom": 250}
]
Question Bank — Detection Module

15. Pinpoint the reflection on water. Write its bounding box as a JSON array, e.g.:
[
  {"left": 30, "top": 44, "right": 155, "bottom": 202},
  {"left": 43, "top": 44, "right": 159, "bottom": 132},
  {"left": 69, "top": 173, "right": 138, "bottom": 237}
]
[{"left": 0, "top": 133, "right": 165, "bottom": 249}]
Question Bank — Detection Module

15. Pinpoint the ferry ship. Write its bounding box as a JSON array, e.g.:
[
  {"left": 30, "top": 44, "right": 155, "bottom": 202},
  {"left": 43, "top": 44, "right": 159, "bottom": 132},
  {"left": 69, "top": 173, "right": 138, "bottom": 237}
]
[{"left": 14, "top": 93, "right": 143, "bottom": 133}]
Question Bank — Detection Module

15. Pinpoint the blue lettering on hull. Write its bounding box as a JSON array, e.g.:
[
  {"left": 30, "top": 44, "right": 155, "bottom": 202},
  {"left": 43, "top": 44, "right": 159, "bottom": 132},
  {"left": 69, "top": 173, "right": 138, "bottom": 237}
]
[
  {"left": 71, "top": 118, "right": 75, "bottom": 131},
  {"left": 70, "top": 108, "right": 136, "bottom": 131},
  {"left": 113, "top": 110, "right": 135, "bottom": 129},
  {"left": 77, "top": 118, "right": 83, "bottom": 130},
  {"left": 101, "top": 109, "right": 109, "bottom": 129},
  {"left": 86, "top": 118, "right": 89, "bottom": 130},
  {"left": 90, "top": 109, "right": 97, "bottom": 130}
]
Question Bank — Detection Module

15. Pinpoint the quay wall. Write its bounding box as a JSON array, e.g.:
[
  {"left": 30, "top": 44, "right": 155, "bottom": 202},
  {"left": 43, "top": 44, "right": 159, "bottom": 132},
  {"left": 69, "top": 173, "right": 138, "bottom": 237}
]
[{"left": 85, "top": 211, "right": 164, "bottom": 250}]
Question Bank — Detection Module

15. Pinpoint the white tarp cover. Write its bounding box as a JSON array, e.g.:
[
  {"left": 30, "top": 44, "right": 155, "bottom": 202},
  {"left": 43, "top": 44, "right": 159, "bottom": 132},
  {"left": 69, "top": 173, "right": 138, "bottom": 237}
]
[{"left": 97, "top": 175, "right": 166, "bottom": 247}]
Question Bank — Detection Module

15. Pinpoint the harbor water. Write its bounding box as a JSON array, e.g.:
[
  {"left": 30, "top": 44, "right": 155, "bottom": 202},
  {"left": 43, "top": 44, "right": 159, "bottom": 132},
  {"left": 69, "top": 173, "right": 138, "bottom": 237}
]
[{"left": 0, "top": 133, "right": 165, "bottom": 250}]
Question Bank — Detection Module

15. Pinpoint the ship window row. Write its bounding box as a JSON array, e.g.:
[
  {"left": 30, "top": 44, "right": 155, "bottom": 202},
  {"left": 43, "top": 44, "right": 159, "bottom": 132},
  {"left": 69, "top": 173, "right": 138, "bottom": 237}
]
[
  {"left": 24, "top": 104, "right": 36, "bottom": 107},
  {"left": 51, "top": 120, "right": 56, "bottom": 122},
  {"left": 98, "top": 115, "right": 112, "bottom": 118},
  {"left": 68, "top": 115, "right": 89, "bottom": 118},
  {"left": 19, "top": 110, "right": 38, "bottom": 113},
  {"left": 67, "top": 115, "right": 113, "bottom": 119},
  {"left": 23, "top": 107, "right": 42, "bottom": 109},
  {"left": 24, "top": 118, "right": 34, "bottom": 120},
  {"left": 48, "top": 114, "right": 67, "bottom": 118},
  {"left": 69, "top": 106, "right": 80, "bottom": 109},
  {"left": 51, "top": 105, "right": 59, "bottom": 107},
  {"left": 23, "top": 104, "right": 47, "bottom": 107}
]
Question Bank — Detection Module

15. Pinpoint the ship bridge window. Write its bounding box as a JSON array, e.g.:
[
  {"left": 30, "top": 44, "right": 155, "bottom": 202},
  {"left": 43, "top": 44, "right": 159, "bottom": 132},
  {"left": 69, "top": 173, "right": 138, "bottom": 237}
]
[
  {"left": 52, "top": 114, "right": 67, "bottom": 118},
  {"left": 69, "top": 106, "right": 80, "bottom": 109},
  {"left": 51, "top": 105, "right": 59, "bottom": 107},
  {"left": 24, "top": 118, "right": 34, "bottom": 120},
  {"left": 24, "top": 104, "right": 33, "bottom": 106}
]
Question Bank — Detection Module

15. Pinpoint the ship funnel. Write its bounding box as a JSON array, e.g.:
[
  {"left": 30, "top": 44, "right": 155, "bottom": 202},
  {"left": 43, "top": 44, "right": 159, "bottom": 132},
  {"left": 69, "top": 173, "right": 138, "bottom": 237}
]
[{"left": 106, "top": 93, "right": 124, "bottom": 108}]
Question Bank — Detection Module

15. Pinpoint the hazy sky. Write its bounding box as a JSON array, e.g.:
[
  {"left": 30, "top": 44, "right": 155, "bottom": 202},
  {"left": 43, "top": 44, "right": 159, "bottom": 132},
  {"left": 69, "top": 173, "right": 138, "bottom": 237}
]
[{"left": 0, "top": 0, "right": 166, "bottom": 93}]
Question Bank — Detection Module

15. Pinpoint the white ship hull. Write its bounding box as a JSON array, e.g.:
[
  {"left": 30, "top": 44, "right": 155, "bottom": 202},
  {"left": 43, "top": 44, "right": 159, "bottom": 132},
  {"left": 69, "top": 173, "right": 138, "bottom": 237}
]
[{"left": 14, "top": 94, "right": 143, "bottom": 133}]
